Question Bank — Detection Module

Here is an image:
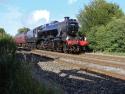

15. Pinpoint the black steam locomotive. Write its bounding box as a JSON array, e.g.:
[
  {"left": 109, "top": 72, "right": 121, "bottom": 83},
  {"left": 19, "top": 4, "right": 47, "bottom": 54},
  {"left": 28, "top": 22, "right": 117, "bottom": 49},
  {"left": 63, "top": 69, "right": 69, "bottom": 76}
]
[{"left": 15, "top": 17, "right": 88, "bottom": 53}]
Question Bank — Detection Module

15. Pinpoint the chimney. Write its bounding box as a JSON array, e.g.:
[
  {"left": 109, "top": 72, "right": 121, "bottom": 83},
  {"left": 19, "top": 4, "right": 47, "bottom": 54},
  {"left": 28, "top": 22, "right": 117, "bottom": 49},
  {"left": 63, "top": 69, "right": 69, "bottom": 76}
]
[{"left": 64, "top": 17, "right": 69, "bottom": 21}]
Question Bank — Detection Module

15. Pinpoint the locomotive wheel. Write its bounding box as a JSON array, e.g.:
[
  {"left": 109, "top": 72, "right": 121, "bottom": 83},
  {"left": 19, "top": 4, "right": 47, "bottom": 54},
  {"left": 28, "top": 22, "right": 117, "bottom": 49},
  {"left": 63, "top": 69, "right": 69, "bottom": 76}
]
[
  {"left": 51, "top": 41, "right": 55, "bottom": 51},
  {"left": 76, "top": 46, "right": 81, "bottom": 54},
  {"left": 36, "top": 44, "right": 40, "bottom": 49},
  {"left": 63, "top": 43, "right": 68, "bottom": 53},
  {"left": 37, "top": 41, "right": 44, "bottom": 50}
]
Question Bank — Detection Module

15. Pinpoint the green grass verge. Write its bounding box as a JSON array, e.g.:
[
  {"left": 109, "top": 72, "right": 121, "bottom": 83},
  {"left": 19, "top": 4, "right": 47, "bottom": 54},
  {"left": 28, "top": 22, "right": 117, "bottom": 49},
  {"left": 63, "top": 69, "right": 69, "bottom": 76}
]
[
  {"left": 90, "top": 51, "right": 125, "bottom": 57},
  {"left": 102, "top": 52, "right": 125, "bottom": 57}
]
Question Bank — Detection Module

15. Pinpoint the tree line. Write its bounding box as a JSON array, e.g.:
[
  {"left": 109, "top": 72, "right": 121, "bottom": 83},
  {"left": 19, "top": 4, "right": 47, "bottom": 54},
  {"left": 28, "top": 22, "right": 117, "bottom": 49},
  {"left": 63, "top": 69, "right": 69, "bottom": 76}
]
[{"left": 77, "top": 0, "right": 125, "bottom": 52}]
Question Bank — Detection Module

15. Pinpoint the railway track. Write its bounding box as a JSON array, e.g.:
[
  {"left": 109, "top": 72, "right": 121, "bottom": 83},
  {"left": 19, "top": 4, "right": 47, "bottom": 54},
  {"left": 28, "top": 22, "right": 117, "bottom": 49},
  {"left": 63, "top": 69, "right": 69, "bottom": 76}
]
[
  {"left": 32, "top": 50, "right": 125, "bottom": 80},
  {"left": 17, "top": 49, "right": 125, "bottom": 94}
]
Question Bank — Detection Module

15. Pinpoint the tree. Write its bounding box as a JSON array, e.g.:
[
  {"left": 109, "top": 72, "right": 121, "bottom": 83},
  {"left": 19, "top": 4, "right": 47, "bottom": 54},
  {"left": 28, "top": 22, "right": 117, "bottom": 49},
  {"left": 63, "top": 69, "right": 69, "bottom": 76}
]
[
  {"left": 18, "top": 27, "right": 30, "bottom": 34},
  {"left": 0, "top": 28, "right": 5, "bottom": 38},
  {"left": 87, "top": 17, "right": 125, "bottom": 52},
  {"left": 77, "top": 0, "right": 124, "bottom": 34}
]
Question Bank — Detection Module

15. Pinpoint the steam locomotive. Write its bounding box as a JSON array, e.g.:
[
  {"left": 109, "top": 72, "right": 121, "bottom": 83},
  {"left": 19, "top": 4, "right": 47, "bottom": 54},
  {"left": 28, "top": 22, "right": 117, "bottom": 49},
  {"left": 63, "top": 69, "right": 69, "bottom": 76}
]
[{"left": 15, "top": 17, "right": 89, "bottom": 53}]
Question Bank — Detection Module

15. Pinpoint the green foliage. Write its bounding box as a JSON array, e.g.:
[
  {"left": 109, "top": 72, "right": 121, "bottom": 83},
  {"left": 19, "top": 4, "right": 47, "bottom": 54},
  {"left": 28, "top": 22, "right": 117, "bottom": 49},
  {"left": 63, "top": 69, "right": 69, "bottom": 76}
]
[
  {"left": 77, "top": 0, "right": 124, "bottom": 33},
  {"left": 0, "top": 35, "right": 17, "bottom": 94},
  {"left": 87, "top": 17, "right": 125, "bottom": 52},
  {"left": 0, "top": 35, "right": 59, "bottom": 94},
  {"left": 77, "top": 0, "right": 125, "bottom": 53},
  {"left": 0, "top": 36, "right": 16, "bottom": 57},
  {"left": 18, "top": 27, "right": 30, "bottom": 34},
  {"left": 0, "top": 28, "right": 5, "bottom": 37},
  {"left": 0, "top": 28, "right": 5, "bottom": 33}
]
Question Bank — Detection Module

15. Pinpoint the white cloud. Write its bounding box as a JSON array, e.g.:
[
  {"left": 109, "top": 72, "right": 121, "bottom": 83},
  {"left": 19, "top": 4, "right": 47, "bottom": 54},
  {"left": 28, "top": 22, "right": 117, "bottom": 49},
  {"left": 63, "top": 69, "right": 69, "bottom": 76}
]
[
  {"left": 23, "top": 9, "right": 50, "bottom": 28},
  {"left": 0, "top": 5, "right": 50, "bottom": 35},
  {"left": 68, "top": 0, "right": 78, "bottom": 4},
  {"left": 32, "top": 10, "right": 50, "bottom": 22}
]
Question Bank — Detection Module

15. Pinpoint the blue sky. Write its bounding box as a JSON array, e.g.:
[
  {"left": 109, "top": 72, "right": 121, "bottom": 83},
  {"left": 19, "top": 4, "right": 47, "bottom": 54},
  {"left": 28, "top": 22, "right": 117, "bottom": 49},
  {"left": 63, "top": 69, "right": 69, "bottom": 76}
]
[{"left": 0, "top": 0, "right": 125, "bottom": 36}]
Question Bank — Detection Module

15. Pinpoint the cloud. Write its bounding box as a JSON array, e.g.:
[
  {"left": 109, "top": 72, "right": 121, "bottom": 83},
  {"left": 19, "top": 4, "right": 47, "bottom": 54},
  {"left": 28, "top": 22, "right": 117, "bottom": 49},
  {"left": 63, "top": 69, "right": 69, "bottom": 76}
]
[
  {"left": 0, "top": 5, "right": 50, "bottom": 35},
  {"left": 22, "top": 9, "right": 50, "bottom": 28},
  {"left": 32, "top": 10, "right": 50, "bottom": 22},
  {"left": 68, "top": 0, "right": 78, "bottom": 4}
]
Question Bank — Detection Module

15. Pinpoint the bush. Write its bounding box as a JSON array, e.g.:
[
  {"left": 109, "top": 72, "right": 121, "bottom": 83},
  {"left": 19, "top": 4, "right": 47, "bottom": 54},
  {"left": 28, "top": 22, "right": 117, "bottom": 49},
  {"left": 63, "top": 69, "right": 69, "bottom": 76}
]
[
  {"left": 0, "top": 35, "right": 59, "bottom": 94},
  {"left": 87, "top": 17, "right": 125, "bottom": 52},
  {"left": 0, "top": 36, "right": 16, "bottom": 60},
  {"left": 0, "top": 36, "right": 17, "bottom": 94}
]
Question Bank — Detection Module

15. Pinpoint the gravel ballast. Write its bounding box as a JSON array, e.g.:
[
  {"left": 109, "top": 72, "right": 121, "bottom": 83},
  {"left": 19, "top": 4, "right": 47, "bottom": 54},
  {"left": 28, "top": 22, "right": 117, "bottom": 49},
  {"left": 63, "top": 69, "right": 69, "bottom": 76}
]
[{"left": 17, "top": 51, "right": 125, "bottom": 94}]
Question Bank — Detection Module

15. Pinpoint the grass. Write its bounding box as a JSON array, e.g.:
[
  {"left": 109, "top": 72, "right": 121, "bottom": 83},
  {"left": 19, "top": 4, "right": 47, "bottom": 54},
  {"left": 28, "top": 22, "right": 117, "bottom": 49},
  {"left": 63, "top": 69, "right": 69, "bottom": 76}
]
[
  {"left": 90, "top": 51, "right": 125, "bottom": 57},
  {"left": 0, "top": 35, "right": 62, "bottom": 94},
  {"left": 103, "top": 52, "right": 125, "bottom": 57}
]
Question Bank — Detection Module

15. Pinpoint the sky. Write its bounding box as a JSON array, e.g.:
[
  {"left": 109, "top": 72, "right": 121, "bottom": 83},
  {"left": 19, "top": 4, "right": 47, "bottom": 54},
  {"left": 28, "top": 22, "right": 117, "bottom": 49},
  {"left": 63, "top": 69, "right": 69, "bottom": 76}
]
[{"left": 0, "top": 0, "right": 125, "bottom": 36}]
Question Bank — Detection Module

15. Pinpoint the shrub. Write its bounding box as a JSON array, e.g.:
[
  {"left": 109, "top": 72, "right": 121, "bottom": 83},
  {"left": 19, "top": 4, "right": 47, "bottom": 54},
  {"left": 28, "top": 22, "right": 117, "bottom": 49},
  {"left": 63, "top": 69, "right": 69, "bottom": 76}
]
[
  {"left": 0, "top": 35, "right": 59, "bottom": 94},
  {"left": 0, "top": 36, "right": 16, "bottom": 61},
  {"left": 87, "top": 17, "right": 125, "bottom": 52},
  {"left": 0, "top": 35, "right": 17, "bottom": 94}
]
